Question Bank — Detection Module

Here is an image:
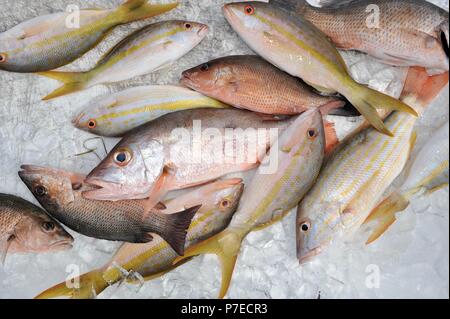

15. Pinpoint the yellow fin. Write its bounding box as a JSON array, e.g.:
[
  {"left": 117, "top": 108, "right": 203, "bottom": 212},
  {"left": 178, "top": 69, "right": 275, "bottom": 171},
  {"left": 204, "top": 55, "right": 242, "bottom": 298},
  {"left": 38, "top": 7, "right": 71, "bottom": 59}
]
[
  {"left": 35, "top": 269, "right": 108, "bottom": 299},
  {"left": 343, "top": 78, "right": 418, "bottom": 136},
  {"left": 118, "top": 0, "right": 179, "bottom": 24},
  {"left": 173, "top": 230, "right": 242, "bottom": 299},
  {"left": 363, "top": 192, "right": 410, "bottom": 245},
  {"left": 37, "top": 71, "right": 89, "bottom": 100}
]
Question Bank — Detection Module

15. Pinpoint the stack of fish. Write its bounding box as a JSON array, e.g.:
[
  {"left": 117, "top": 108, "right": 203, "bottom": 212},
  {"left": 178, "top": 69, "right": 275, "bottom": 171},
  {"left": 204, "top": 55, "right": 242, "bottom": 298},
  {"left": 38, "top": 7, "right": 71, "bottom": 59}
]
[{"left": 0, "top": 0, "right": 448, "bottom": 299}]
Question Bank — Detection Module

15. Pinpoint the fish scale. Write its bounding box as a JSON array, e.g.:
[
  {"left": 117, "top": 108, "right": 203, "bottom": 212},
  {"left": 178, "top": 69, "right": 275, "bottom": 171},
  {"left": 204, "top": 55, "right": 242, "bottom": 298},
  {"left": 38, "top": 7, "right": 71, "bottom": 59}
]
[{"left": 273, "top": 0, "right": 449, "bottom": 74}]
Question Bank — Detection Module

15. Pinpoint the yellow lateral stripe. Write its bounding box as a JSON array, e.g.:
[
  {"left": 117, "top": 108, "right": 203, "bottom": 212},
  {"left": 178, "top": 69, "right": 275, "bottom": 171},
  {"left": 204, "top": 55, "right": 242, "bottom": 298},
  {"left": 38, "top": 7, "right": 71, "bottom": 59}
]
[
  {"left": 93, "top": 27, "right": 183, "bottom": 74},
  {"left": 247, "top": 140, "right": 306, "bottom": 226},
  {"left": 97, "top": 98, "right": 225, "bottom": 122},
  {"left": 254, "top": 13, "right": 346, "bottom": 80}
]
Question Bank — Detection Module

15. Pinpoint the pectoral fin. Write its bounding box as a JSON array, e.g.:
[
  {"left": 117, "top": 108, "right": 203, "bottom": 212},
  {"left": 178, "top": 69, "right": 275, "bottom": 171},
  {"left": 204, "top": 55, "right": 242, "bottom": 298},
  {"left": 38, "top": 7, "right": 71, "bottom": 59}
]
[
  {"left": 363, "top": 192, "right": 410, "bottom": 245},
  {"left": 142, "top": 166, "right": 177, "bottom": 217},
  {"left": 0, "top": 234, "right": 15, "bottom": 265}
]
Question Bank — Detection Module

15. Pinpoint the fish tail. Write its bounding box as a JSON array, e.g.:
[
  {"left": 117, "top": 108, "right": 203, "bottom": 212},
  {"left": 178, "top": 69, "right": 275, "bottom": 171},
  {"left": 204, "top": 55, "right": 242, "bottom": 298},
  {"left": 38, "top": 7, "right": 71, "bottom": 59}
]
[
  {"left": 149, "top": 205, "right": 201, "bottom": 256},
  {"left": 363, "top": 191, "right": 410, "bottom": 245},
  {"left": 400, "top": 67, "right": 449, "bottom": 108},
  {"left": 117, "top": 0, "right": 179, "bottom": 24},
  {"left": 37, "top": 71, "right": 89, "bottom": 100},
  {"left": 34, "top": 270, "right": 108, "bottom": 299},
  {"left": 172, "top": 229, "right": 243, "bottom": 299},
  {"left": 343, "top": 78, "right": 418, "bottom": 136}
]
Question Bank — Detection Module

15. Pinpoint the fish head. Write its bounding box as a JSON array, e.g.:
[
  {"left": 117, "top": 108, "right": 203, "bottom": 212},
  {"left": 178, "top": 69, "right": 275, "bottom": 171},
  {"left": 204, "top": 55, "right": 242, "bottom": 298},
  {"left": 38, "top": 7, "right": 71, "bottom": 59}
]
[
  {"left": 167, "top": 20, "right": 209, "bottom": 47},
  {"left": 12, "top": 210, "right": 74, "bottom": 253},
  {"left": 18, "top": 165, "right": 85, "bottom": 211},
  {"left": 181, "top": 57, "right": 238, "bottom": 97},
  {"left": 84, "top": 137, "right": 165, "bottom": 201},
  {"left": 296, "top": 200, "right": 346, "bottom": 264},
  {"left": 72, "top": 95, "right": 117, "bottom": 136},
  {"left": 223, "top": 2, "right": 278, "bottom": 39},
  {"left": 203, "top": 178, "right": 244, "bottom": 214}
]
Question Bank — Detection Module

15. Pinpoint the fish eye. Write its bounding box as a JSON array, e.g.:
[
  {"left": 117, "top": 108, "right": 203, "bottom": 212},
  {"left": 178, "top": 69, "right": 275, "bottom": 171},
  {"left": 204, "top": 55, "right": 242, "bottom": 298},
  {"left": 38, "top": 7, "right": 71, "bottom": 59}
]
[
  {"left": 88, "top": 119, "right": 97, "bottom": 129},
  {"left": 0, "top": 53, "right": 6, "bottom": 63},
  {"left": 72, "top": 183, "right": 82, "bottom": 191},
  {"left": 200, "top": 63, "right": 210, "bottom": 71},
  {"left": 114, "top": 149, "right": 132, "bottom": 166},
  {"left": 244, "top": 5, "right": 255, "bottom": 15},
  {"left": 184, "top": 22, "right": 192, "bottom": 30},
  {"left": 300, "top": 222, "right": 311, "bottom": 232},
  {"left": 220, "top": 199, "right": 231, "bottom": 208},
  {"left": 307, "top": 129, "right": 318, "bottom": 139},
  {"left": 34, "top": 185, "right": 47, "bottom": 197},
  {"left": 42, "top": 221, "right": 56, "bottom": 232}
]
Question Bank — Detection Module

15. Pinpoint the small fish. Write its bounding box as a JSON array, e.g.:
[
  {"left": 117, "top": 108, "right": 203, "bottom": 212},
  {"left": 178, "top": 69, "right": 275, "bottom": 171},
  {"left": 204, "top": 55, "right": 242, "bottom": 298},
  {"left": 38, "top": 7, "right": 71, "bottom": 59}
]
[
  {"left": 296, "top": 67, "right": 449, "bottom": 264},
  {"left": 363, "top": 121, "right": 449, "bottom": 244},
  {"left": 73, "top": 85, "right": 228, "bottom": 137},
  {"left": 0, "top": 0, "right": 179, "bottom": 73},
  {"left": 0, "top": 193, "right": 73, "bottom": 263},
  {"left": 38, "top": 20, "right": 209, "bottom": 100},
  {"left": 271, "top": 0, "right": 449, "bottom": 75},
  {"left": 174, "top": 109, "right": 326, "bottom": 299},
  {"left": 181, "top": 55, "right": 350, "bottom": 116},
  {"left": 83, "top": 108, "right": 297, "bottom": 207},
  {"left": 223, "top": 2, "right": 418, "bottom": 136},
  {"left": 34, "top": 178, "right": 244, "bottom": 299},
  {"left": 19, "top": 165, "right": 200, "bottom": 255}
]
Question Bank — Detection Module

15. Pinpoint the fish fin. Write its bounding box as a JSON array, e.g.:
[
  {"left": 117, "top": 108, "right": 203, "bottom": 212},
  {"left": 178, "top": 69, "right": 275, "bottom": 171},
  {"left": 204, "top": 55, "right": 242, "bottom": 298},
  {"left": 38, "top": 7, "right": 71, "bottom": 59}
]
[
  {"left": 0, "top": 234, "right": 14, "bottom": 265},
  {"left": 147, "top": 205, "right": 201, "bottom": 256},
  {"left": 400, "top": 67, "right": 449, "bottom": 108},
  {"left": 323, "top": 120, "right": 339, "bottom": 156},
  {"left": 343, "top": 78, "right": 418, "bottom": 136},
  {"left": 154, "top": 202, "right": 167, "bottom": 210},
  {"left": 173, "top": 230, "right": 242, "bottom": 299},
  {"left": 117, "top": 0, "right": 179, "bottom": 24},
  {"left": 35, "top": 269, "right": 108, "bottom": 299},
  {"left": 363, "top": 192, "right": 410, "bottom": 245},
  {"left": 37, "top": 71, "right": 89, "bottom": 100},
  {"left": 142, "top": 166, "right": 177, "bottom": 217},
  {"left": 408, "top": 131, "right": 417, "bottom": 158}
]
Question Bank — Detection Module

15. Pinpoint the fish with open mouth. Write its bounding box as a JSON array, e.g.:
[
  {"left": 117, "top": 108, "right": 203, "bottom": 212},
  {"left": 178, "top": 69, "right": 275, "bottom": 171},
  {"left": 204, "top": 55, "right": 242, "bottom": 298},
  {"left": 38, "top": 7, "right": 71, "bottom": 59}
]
[
  {"left": 0, "top": 0, "right": 179, "bottom": 73},
  {"left": 271, "top": 0, "right": 449, "bottom": 75},
  {"left": 34, "top": 178, "right": 244, "bottom": 299},
  {"left": 38, "top": 20, "right": 209, "bottom": 100},
  {"left": 223, "top": 2, "right": 418, "bottom": 136},
  {"left": 73, "top": 85, "right": 228, "bottom": 137},
  {"left": 181, "top": 55, "right": 352, "bottom": 116},
  {"left": 296, "top": 67, "right": 449, "bottom": 264},
  {"left": 0, "top": 193, "right": 73, "bottom": 264},
  {"left": 173, "top": 108, "right": 326, "bottom": 299},
  {"left": 19, "top": 165, "right": 200, "bottom": 256}
]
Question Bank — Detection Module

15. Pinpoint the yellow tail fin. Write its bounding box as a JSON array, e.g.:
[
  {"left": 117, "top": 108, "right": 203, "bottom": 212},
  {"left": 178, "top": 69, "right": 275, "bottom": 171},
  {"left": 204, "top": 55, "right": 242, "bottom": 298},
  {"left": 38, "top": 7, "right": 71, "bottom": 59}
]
[
  {"left": 343, "top": 78, "right": 418, "bottom": 136},
  {"left": 118, "top": 0, "right": 179, "bottom": 24},
  {"left": 38, "top": 71, "right": 89, "bottom": 100},
  {"left": 173, "top": 230, "right": 243, "bottom": 299},
  {"left": 35, "top": 269, "right": 108, "bottom": 299}
]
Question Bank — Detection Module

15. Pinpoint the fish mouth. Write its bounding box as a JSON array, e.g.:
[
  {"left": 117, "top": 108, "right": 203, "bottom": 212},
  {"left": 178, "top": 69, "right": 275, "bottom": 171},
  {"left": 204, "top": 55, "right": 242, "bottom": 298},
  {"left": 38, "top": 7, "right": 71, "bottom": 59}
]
[
  {"left": 298, "top": 246, "right": 322, "bottom": 265},
  {"left": 50, "top": 239, "right": 74, "bottom": 251},
  {"left": 222, "top": 4, "right": 236, "bottom": 23},
  {"left": 72, "top": 112, "right": 86, "bottom": 128},
  {"left": 198, "top": 24, "right": 209, "bottom": 37},
  {"left": 180, "top": 72, "right": 195, "bottom": 88},
  {"left": 82, "top": 177, "right": 122, "bottom": 201}
]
